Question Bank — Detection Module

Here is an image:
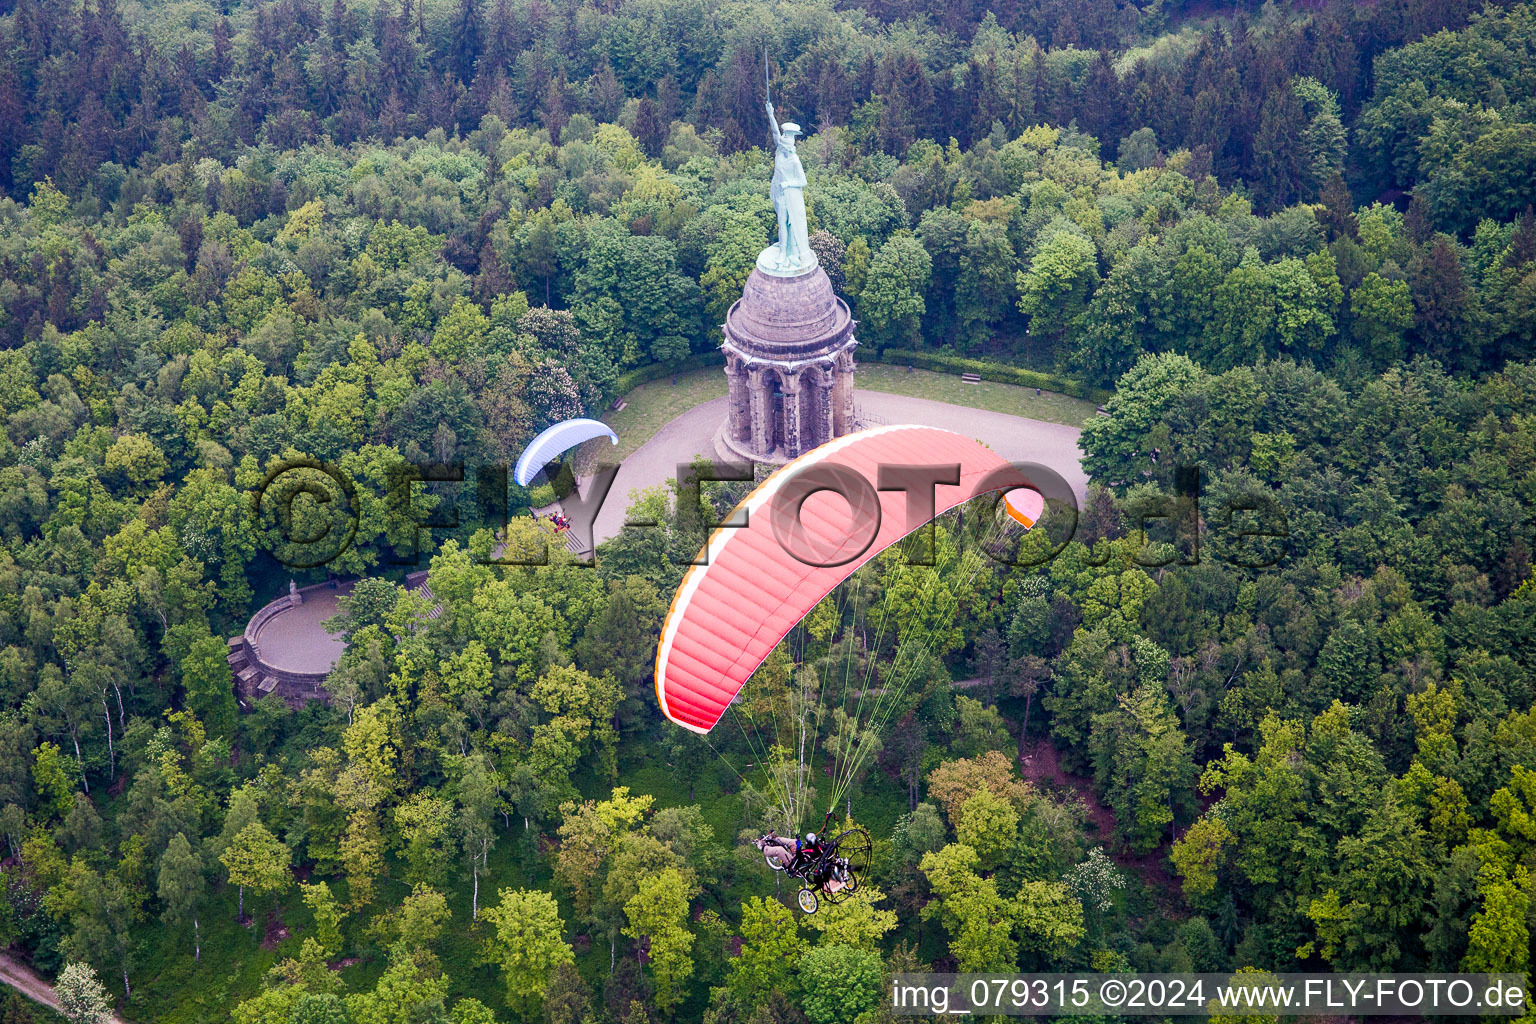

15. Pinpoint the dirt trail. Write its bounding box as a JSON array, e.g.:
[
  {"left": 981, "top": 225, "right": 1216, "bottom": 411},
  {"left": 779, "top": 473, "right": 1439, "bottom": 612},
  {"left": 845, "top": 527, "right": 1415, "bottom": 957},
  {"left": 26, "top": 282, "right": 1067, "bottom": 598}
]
[
  {"left": 0, "top": 949, "right": 130, "bottom": 1023},
  {"left": 1017, "top": 737, "right": 1182, "bottom": 901}
]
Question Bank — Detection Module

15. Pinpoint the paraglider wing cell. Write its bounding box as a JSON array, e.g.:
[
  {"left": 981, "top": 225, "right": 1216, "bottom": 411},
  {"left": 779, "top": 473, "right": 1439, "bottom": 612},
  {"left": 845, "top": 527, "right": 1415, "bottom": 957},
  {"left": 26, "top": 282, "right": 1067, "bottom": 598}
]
[
  {"left": 653, "top": 425, "right": 1040, "bottom": 734},
  {"left": 513, "top": 418, "right": 619, "bottom": 487}
]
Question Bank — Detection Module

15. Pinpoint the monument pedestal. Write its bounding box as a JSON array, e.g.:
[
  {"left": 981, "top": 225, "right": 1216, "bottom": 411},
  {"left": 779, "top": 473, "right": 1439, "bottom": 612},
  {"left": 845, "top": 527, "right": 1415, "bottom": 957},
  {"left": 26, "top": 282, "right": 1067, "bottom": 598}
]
[{"left": 719, "top": 259, "right": 857, "bottom": 465}]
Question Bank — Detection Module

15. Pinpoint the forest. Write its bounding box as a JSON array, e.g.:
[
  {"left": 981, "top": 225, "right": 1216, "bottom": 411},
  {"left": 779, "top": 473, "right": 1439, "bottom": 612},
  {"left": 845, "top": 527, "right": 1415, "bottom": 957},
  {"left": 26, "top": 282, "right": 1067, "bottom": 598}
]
[{"left": 0, "top": 0, "right": 1535, "bottom": 1020}]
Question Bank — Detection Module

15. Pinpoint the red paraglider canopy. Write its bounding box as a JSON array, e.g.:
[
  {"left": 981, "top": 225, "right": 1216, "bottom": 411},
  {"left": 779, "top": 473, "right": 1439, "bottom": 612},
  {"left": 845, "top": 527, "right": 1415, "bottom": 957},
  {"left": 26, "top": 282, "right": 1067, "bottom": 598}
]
[{"left": 654, "top": 425, "right": 1044, "bottom": 734}]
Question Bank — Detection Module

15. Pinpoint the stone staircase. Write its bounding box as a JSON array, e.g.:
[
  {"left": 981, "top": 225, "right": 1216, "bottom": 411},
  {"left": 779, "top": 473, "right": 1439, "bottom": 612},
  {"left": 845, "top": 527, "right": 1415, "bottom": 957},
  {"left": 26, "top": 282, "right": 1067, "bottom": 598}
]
[
  {"left": 226, "top": 636, "right": 278, "bottom": 701},
  {"left": 528, "top": 503, "right": 595, "bottom": 561},
  {"left": 562, "top": 528, "right": 592, "bottom": 560},
  {"left": 405, "top": 570, "right": 443, "bottom": 620}
]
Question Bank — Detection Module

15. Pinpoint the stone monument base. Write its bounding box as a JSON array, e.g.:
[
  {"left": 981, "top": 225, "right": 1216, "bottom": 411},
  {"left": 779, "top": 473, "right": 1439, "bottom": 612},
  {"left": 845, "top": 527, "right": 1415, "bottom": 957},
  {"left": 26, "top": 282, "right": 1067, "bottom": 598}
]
[
  {"left": 714, "top": 423, "right": 786, "bottom": 468},
  {"left": 719, "top": 262, "right": 858, "bottom": 463}
]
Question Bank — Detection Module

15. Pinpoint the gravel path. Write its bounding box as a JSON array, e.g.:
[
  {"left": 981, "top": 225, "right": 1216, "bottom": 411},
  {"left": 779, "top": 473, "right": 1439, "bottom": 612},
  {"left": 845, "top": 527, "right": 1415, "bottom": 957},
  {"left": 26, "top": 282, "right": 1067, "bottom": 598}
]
[{"left": 586, "top": 389, "right": 1088, "bottom": 546}]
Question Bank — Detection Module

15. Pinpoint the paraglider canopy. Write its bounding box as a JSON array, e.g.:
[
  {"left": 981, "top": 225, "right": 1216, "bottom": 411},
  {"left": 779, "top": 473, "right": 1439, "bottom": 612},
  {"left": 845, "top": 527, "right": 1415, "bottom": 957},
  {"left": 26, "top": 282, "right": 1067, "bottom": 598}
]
[
  {"left": 654, "top": 425, "right": 1044, "bottom": 735},
  {"left": 1002, "top": 487, "right": 1045, "bottom": 528},
  {"left": 514, "top": 418, "right": 618, "bottom": 487}
]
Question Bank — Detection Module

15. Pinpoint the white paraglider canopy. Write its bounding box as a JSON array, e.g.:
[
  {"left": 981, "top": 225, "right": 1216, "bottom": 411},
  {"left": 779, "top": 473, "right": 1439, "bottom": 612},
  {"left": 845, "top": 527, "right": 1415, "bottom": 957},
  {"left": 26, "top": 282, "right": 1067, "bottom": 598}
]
[{"left": 514, "top": 418, "right": 618, "bottom": 486}]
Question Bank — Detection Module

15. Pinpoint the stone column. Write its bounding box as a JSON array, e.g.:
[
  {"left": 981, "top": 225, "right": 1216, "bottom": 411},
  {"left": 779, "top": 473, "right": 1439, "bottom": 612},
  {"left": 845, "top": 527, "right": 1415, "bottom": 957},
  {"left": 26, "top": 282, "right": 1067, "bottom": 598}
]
[
  {"left": 813, "top": 363, "right": 836, "bottom": 448},
  {"left": 747, "top": 366, "right": 771, "bottom": 457},
  {"left": 725, "top": 354, "right": 750, "bottom": 443},
  {"left": 781, "top": 370, "right": 805, "bottom": 458},
  {"left": 833, "top": 347, "right": 856, "bottom": 436}
]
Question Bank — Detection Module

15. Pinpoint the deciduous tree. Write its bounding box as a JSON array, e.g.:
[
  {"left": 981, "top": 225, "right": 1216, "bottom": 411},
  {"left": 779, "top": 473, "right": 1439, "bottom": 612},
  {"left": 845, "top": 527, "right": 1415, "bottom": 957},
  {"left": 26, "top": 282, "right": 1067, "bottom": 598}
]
[
  {"left": 157, "top": 832, "right": 205, "bottom": 961},
  {"left": 481, "top": 888, "right": 575, "bottom": 1019},
  {"left": 221, "top": 822, "right": 291, "bottom": 922}
]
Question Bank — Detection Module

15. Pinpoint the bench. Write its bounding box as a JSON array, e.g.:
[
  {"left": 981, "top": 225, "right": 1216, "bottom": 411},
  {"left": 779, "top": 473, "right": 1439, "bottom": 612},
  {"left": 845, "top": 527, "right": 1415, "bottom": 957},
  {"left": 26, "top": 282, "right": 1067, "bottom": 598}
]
[{"left": 960, "top": 372, "right": 982, "bottom": 384}]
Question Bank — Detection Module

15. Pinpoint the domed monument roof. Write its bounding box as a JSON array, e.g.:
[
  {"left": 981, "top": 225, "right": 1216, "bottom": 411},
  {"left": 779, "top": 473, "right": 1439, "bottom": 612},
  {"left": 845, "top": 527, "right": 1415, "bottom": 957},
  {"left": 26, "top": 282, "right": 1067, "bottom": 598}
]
[{"left": 723, "top": 265, "right": 854, "bottom": 363}]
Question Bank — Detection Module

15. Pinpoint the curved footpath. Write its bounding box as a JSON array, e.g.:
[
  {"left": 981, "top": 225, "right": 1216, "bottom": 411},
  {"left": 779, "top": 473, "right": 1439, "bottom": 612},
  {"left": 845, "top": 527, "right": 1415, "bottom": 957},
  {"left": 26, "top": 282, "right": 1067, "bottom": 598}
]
[{"left": 588, "top": 389, "right": 1089, "bottom": 547}]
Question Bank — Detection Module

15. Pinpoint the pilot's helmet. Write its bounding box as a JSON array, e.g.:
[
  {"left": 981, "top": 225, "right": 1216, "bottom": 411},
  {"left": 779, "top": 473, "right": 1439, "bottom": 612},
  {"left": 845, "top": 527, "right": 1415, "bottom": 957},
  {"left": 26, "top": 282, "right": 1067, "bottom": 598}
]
[{"left": 806, "top": 832, "right": 817, "bottom": 844}]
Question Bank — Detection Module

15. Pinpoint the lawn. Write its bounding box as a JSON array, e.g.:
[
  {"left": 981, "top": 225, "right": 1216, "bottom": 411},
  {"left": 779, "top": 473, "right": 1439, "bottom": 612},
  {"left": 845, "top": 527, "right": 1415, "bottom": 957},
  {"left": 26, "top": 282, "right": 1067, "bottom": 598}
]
[
  {"left": 856, "top": 362, "right": 1098, "bottom": 427},
  {"left": 574, "top": 372, "right": 727, "bottom": 473},
  {"left": 574, "top": 362, "right": 1097, "bottom": 472}
]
